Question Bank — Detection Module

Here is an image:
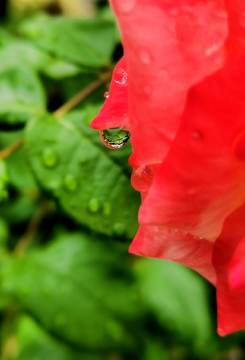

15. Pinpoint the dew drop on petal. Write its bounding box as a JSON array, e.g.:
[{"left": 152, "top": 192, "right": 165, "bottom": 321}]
[
  {"left": 161, "top": 68, "right": 170, "bottom": 83},
  {"left": 63, "top": 174, "right": 77, "bottom": 192},
  {"left": 100, "top": 128, "right": 130, "bottom": 150},
  {"left": 104, "top": 91, "right": 110, "bottom": 99},
  {"left": 139, "top": 50, "right": 152, "bottom": 65},
  {"left": 167, "top": 7, "right": 179, "bottom": 16},
  {"left": 41, "top": 148, "right": 58, "bottom": 168},
  {"left": 115, "top": 0, "right": 136, "bottom": 14},
  {"left": 114, "top": 68, "right": 128, "bottom": 85},
  {"left": 190, "top": 131, "right": 203, "bottom": 140}
]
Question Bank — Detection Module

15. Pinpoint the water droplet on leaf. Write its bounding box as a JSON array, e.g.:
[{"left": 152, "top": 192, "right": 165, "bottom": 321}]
[
  {"left": 42, "top": 148, "right": 58, "bottom": 168},
  {"left": 113, "top": 223, "right": 125, "bottom": 237},
  {"left": 103, "top": 202, "right": 111, "bottom": 216},
  {"left": 100, "top": 128, "right": 130, "bottom": 150},
  {"left": 104, "top": 91, "right": 110, "bottom": 99},
  {"left": 63, "top": 174, "right": 77, "bottom": 192},
  {"left": 88, "top": 198, "right": 100, "bottom": 213}
]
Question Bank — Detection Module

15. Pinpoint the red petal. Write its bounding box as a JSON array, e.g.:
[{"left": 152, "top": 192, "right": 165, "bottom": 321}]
[
  {"left": 129, "top": 224, "right": 216, "bottom": 284},
  {"left": 213, "top": 205, "right": 245, "bottom": 335},
  {"left": 110, "top": 0, "right": 228, "bottom": 166},
  {"left": 225, "top": 0, "right": 245, "bottom": 61},
  {"left": 139, "top": 56, "right": 245, "bottom": 241},
  {"left": 228, "top": 237, "right": 245, "bottom": 290},
  {"left": 90, "top": 57, "right": 129, "bottom": 131}
]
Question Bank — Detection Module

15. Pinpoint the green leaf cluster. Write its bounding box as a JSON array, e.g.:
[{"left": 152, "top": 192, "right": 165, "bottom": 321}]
[{"left": 0, "top": 3, "right": 244, "bottom": 360}]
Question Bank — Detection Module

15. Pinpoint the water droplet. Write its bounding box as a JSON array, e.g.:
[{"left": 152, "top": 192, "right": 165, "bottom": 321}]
[
  {"left": 63, "top": 174, "right": 77, "bottom": 192},
  {"left": 167, "top": 7, "right": 179, "bottom": 16},
  {"left": 114, "top": 68, "right": 128, "bottom": 85},
  {"left": 112, "top": 223, "right": 125, "bottom": 237},
  {"left": 144, "top": 86, "right": 152, "bottom": 95},
  {"left": 41, "top": 148, "right": 58, "bottom": 168},
  {"left": 100, "top": 128, "right": 130, "bottom": 150},
  {"left": 176, "top": 230, "right": 188, "bottom": 236},
  {"left": 190, "top": 131, "right": 203, "bottom": 140},
  {"left": 104, "top": 91, "right": 110, "bottom": 99},
  {"left": 131, "top": 164, "right": 157, "bottom": 192},
  {"left": 161, "top": 69, "right": 170, "bottom": 83},
  {"left": 79, "top": 156, "right": 87, "bottom": 164},
  {"left": 115, "top": 0, "right": 136, "bottom": 14},
  {"left": 103, "top": 202, "right": 111, "bottom": 216},
  {"left": 139, "top": 50, "right": 152, "bottom": 65},
  {"left": 88, "top": 198, "right": 100, "bottom": 213}
]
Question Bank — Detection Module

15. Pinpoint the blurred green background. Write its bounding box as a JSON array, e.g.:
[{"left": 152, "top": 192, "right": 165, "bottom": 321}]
[{"left": 0, "top": 1, "right": 244, "bottom": 359}]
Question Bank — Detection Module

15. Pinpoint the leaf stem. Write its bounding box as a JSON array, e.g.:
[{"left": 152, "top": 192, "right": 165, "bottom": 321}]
[
  {"left": 14, "top": 200, "right": 52, "bottom": 256},
  {"left": 53, "top": 70, "right": 112, "bottom": 119},
  {"left": 0, "top": 138, "right": 24, "bottom": 161}
]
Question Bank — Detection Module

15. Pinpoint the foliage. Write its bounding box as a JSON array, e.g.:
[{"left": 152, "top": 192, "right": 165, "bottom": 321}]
[{"left": 0, "top": 2, "right": 244, "bottom": 360}]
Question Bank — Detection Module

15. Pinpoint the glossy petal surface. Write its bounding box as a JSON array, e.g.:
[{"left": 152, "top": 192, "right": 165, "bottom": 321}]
[
  {"left": 213, "top": 205, "right": 245, "bottom": 335},
  {"left": 91, "top": 57, "right": 129, "bottom": 131},
  {"left": 139, "top": 56, "right": 245, "bottom": 241}
]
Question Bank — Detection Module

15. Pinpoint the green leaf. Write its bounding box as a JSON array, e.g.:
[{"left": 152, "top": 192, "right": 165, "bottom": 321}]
[
  {"left": 25, "top": 112, "right": 140, "bottom": 239},
  {"left": 19, "top": 14, "right": 116, "bottom": 68},
  {"left": 0, "top": 131, "right": 38, "bottom": 191},
  {"left": 1, "top": 233, "right": 141, "bottom": 350},
  {"left": 16, "top": 316, "right": 105, "bottom": 360},
  {"left": 0, "top": 66, "right": 46, "bottom": 125},
  {"left": 0, "top": 40, "right": 85, "bottom": 79},
  {"left": 135, "top": 259, "right": 217, "bottom": 356}
]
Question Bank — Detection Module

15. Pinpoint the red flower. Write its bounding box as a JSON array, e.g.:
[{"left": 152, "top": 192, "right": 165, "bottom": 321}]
[{"left": 91, "top": 0, "right": 245, "bottom": 335}]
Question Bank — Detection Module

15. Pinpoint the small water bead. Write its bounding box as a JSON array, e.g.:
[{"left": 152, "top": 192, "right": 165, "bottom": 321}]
[
  {"left": 139, "top": 50, "right": 152, "bottom": 65},
  {"left": 112, "top": 223, "right": 125, "bottom": 237},
  {"left": 104, "top": 91, "right": 110, "bottom": 99},
  {"left": 115, "top": 0, "right": 136, "bottom": 14},
  {"left": 42, "top": 148, "right": 58, "bottom": 168},
  {"left": 88, "top": 198, "right": 100, "bottom": 213},
  {"left": 114, "top": 68, "right": 128, "bottom": 85},
  {"left": 100, "top": 128, "right": 130, "bottom": 150},
  {"left": 190, "top": 130, "right": 203, "bottom": 140},
  {"left": 103, "top": 202, "right": 111, "bottom": 216},
  {"left": 63, "top": 174, "right": 77, "bottom": 192}
]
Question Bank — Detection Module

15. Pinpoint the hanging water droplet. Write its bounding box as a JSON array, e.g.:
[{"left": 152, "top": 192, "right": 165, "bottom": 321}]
[
  {"left": 104, "top": 91, "right": 110, "bottom": 99},
  {"left": 114, "top": 68, "right": 128, "bottom": 85},
  {"left": 42, "top": 148, "right": 58, "bottom": 168},
  {"left": 63, "top": 174, "right": 77, "bottom": 192},
  {"left": 100, "top": 128, "right": 130, "bottom": 150},
  {"left": 88, "top": 198, "right": 100, "bottom": 213},
  {"left": 112, "top": 223, "right": 125, "bottom": 237}
]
